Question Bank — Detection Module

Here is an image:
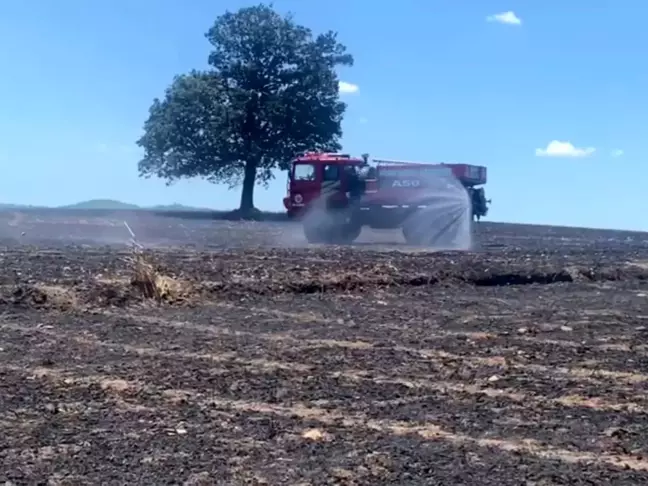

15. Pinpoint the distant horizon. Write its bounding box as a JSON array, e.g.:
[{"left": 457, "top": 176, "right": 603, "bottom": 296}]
[
  {"left": 0, "top": 199, "right": 214, "bottom": 210},
  {"left": 0, "top": 198, "right": 293, "bottom": 213}
]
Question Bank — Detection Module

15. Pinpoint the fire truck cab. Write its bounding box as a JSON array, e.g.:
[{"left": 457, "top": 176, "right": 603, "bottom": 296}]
[{"left": 283, "top": 152, "right": 369, "bottom": 218}]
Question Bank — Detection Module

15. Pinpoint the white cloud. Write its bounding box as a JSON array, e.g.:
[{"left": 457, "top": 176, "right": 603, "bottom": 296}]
[
  {"left": 486, "top": 11, "right": 522, "bottom": 26},
  {"left": 535, "top": 140, "right": 596, "bottom": 158},
  {"left": 338, "top": 81, "right": 359, "bottom": 94},
  {"left": 611, "top": 149, "right": 624, "bottom": 158}
]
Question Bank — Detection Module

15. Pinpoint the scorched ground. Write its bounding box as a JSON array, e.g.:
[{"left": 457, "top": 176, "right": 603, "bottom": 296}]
[{"left": 1, "top": 213, "right": 648, "bottom": 484}]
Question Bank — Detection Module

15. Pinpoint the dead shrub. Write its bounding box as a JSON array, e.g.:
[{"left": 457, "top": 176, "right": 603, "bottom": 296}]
[{"left": 126, "top": 252, "right": 191, "bottom": 303}]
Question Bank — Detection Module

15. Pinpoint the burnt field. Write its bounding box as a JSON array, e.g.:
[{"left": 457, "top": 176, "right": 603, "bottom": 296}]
[{"left": 2, "top": 210, "right": 648, "bottom": 484}]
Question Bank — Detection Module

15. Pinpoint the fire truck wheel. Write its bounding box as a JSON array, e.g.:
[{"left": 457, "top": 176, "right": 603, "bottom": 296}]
[
  {"left": 303, "top": 219, "right": 326, "bottom": 243},
  {"left": 303, "top": 208, "right": 361, "bottom": 245},
  {"left": 303, "top": 226, "right": 322, "bottom": 243},
  {"left": 302, "top": 207, "right": 334, "bottom": 244},
  {"left": 332, "top": 220, "right": 361, "bottom": 245}
]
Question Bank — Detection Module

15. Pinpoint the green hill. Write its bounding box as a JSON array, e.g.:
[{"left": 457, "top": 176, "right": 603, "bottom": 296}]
[{"left": 58, "top": 199, "right": 141, "bottom": 210}]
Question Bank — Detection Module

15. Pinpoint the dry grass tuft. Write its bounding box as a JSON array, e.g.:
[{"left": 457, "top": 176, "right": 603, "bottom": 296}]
[
  {"left": 121, "top": 221, "right": 193, "bottom": 303},
  {"left": 126, "top": 252, "right": 192, "bottom": 303}
]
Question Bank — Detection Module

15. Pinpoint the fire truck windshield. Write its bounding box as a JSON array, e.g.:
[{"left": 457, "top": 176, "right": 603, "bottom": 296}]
[{"left": 293, "top": 163, "right": 316, "bottom": 181}]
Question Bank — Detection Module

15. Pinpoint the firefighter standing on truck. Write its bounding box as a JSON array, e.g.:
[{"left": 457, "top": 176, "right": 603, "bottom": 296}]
[
  {"left": 469, "top": 187, "right": 489, "bottom": 221},
  {"left": 346, "top": 164, "right": 369, "bottom": 204}
]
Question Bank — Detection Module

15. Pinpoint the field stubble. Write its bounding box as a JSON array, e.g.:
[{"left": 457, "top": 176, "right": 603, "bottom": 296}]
[{"left": 1, "top": 213, "right": 648, "bottom": 484}]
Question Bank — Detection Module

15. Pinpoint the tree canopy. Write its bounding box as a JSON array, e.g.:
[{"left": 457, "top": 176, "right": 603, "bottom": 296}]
[{"left": 136, "top": 3, "right": 354, "bottom": 215}]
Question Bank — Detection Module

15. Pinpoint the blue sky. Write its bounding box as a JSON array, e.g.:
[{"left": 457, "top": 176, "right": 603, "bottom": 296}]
[{"left": 0, "top": 1, "right": 646, "bottom": 230}]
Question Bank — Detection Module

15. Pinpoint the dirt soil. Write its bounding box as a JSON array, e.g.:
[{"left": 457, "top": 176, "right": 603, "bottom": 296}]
[{"left": 2, "top": 212, "right": 648, "bottom": 485}]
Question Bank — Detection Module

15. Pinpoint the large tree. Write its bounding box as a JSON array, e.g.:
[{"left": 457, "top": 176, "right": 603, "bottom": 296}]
[{"left": 136, "top": 3, "right": 353, "bottom": 215}]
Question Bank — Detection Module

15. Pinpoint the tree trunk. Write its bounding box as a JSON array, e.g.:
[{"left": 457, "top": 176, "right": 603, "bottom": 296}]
[{"left": 239, "top": 160, "right": 257, "bottom": 215}]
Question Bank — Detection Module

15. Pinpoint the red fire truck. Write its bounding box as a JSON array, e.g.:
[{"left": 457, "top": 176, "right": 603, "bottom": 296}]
[{"left": 283, "top": 152, "right": 489, "bottom": 245}]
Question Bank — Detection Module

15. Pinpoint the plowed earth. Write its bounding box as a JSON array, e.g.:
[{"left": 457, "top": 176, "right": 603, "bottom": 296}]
[{"left": 2, "top": 211, "right": 648, "bottom": 485}]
